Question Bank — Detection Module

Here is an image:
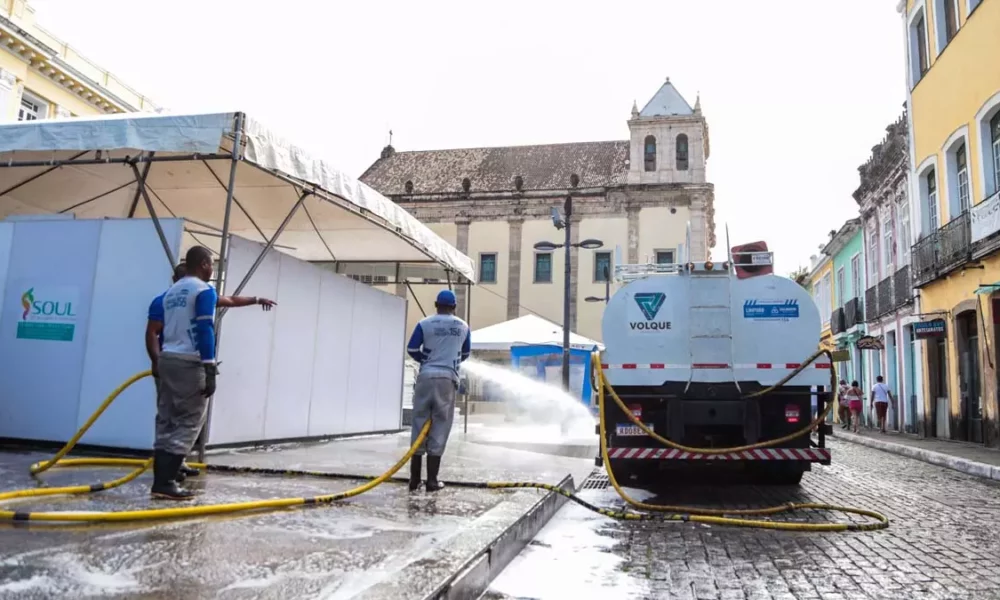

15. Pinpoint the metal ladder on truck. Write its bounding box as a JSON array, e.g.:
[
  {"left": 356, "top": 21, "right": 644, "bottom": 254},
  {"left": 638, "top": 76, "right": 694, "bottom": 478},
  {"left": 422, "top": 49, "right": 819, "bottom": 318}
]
[{"left": 684, "top": 265, "right": 741, "bottom": 395}]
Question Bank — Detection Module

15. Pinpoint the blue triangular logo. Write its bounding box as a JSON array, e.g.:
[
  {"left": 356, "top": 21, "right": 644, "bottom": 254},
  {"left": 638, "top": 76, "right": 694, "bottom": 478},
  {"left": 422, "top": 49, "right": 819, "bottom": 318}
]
[{"left": 634, "top": 292, "right": 665, "bottom": 321}]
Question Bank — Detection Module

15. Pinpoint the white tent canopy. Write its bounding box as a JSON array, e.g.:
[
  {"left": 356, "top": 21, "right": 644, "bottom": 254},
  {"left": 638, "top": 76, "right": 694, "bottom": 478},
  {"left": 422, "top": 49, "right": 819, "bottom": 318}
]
[
  {"left": 471, "top": 315, "right": 604, "bottom": 351},
  {"left": 0, "top": 111, "right": 474, "bottom": 283}
]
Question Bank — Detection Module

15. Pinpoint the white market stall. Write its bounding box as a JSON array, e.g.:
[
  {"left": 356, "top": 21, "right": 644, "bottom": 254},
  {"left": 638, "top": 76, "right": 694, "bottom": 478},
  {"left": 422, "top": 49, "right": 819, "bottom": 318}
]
[
  {"left": 471, "top": 315, "right": 604, "bottom": 352},
  {"left": 469, "top": 315, "right": 603, "bottom": 405},
  {"left": 0, "top": 111, "right": 474, "bottom": 452}
]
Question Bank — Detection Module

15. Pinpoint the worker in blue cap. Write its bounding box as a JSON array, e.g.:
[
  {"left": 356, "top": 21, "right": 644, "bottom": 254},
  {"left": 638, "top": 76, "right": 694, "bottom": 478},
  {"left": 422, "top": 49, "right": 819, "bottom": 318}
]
[{"left": 405, "top": 289, "right": 471, "bottom": 492}]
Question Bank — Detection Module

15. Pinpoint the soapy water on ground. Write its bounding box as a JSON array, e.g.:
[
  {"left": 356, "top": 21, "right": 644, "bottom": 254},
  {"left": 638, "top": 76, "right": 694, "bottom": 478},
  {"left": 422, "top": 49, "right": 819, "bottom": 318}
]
[{"left": 460, "top": 359, "right": 596, "bottom": 440}]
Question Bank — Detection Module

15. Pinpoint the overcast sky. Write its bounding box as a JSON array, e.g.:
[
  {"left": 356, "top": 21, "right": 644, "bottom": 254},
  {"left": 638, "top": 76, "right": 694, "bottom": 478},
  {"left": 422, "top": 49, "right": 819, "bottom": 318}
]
[{"left": 29, "top": 0, "right": 905, "bottom": 273}]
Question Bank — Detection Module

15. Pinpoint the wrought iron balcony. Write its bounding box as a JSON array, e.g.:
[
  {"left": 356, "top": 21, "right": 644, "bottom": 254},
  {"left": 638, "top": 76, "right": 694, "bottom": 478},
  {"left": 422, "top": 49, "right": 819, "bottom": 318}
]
[
  {"left": 845, "top": 297, "right": 863, "bottom": 330},
  {"left": 865, "top": 285, "right": 878, "bottom": 323},
  {"left": 830, "top": 307, "right": 845, "bottom": 335},
  {"left": 877, "top": 277, "right": 893, "bottom": 319},
  {"left": 912, "top": 212, "right": 971, "bottom": 288},
  {"left": 893, "top": 265, "right": 912, "bottom": 308}
]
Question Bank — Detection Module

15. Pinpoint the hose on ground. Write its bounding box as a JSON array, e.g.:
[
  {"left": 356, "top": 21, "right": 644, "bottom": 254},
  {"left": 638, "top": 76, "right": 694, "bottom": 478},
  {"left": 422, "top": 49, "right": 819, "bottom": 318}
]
[
  {"left": 0, "top": 360, "right": 888, "bottom": 531},
  {"left": 592, "top": 351, "right": 888, "bottom": 531}
]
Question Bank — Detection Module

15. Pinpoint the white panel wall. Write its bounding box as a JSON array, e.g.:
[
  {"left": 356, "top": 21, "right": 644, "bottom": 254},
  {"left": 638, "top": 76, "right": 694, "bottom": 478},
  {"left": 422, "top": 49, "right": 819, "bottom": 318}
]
[
  {"left": 0, "top": 218, "right": 182, "bottom": 447},
  {"left": 77, "top": 219, "right": 183, "bottom": 448},
  {"left": 205, "top": 239, "right": 279, "bottom": 444},
  {"left": 211, "top": 236, "right": 406, "bottom": 445},
  {"left": 307, "top": 274, "right": 355, "bottom": 436}
]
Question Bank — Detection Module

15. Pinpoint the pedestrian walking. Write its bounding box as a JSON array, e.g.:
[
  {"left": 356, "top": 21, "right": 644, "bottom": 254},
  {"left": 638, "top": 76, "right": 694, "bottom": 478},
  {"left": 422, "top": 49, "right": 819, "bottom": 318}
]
[
  {"left": 145, "top": 261, "right": 276, "bottom": 490},
  {"left": 405, "top": 289, "right": 471, "bottom": 492},
  {"left": 838, "top": 379, "right": 850, "bottom": 429},
  {"left": 844, "top": 380, "right": 864, "bottom": 433},
  {"left": 871, "top": 375, "right": 894, "bottom": 434}
]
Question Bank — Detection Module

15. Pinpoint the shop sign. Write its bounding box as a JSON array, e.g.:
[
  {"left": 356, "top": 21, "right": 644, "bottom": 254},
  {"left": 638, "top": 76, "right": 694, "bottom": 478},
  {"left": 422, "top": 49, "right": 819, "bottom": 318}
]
[
  {"left": 971, "top": 191, "right": 1000, "bottom": 242},
  {"left": 914, "top": 318, "right": 946, "bottom": 339},
  {"left": 856, "top": 335, "right": 884, "bottom": 350},
  {"left": 830, "top": 349, "right": 851, "bottom": 362}
]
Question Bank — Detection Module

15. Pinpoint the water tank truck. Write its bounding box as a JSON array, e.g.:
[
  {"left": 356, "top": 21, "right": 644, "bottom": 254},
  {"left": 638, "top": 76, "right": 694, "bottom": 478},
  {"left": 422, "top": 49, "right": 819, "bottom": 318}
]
[{"left": 597, "top": 239, "right": 833, "bottom": 485}]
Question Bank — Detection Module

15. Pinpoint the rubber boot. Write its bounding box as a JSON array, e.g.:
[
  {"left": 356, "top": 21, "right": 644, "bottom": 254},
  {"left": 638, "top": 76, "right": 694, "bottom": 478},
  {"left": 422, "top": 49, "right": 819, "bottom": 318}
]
[
  {"left": 179, "top": 462, "right": 201, "bottom": 478},
  {"left": 151, "top": 452, "right": 196, "bottom": 501},
  {"left": 425, "top": 456, "right": 444, "bottom": 492},
  {"left": 408, "top": 455, "right": 422, "bottom": 492}
]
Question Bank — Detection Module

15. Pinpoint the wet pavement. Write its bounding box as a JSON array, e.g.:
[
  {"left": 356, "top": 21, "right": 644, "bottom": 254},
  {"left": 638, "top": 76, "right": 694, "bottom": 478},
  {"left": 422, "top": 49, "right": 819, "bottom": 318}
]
[
  {"left": 487, "top": 438, "right": 1000, "bottom": 600},
  {"left": 0, "top": 422, "right": 594, "bottom": 600}
]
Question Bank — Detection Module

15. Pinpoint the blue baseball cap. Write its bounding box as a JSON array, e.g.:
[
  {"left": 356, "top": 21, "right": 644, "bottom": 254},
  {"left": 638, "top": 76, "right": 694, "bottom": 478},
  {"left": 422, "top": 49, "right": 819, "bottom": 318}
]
[{"left": 436, "top": 289, "right": 457, "bottom": 307}]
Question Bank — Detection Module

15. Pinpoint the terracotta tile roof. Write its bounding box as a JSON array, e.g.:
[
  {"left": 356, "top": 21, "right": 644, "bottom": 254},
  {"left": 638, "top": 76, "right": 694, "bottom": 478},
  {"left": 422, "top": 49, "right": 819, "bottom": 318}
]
[{"left": 360, "top": 140, "right": 630, "bottom": 196}]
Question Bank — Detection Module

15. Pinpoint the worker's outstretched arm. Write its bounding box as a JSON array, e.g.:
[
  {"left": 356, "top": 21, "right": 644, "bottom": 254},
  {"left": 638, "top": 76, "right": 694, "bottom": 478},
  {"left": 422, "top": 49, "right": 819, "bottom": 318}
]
[
  {"left": 460, "top": 329, "right": 471, "bottom": 363},
  {"left": 217, "top": 295, "right": 276, "bottom": 310},
  {"left": 407, "top": 324, "right": 428, "bottom": 363}
]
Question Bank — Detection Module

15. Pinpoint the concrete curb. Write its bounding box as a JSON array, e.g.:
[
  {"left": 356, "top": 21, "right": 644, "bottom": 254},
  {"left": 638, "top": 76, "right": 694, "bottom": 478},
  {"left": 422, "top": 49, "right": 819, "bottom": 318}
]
[
  {"left": 834, "top": 431, "right": 1000, "bottom": 481},
  {"left": 423, "top": 474, "right": 575, "bottom": 600}
]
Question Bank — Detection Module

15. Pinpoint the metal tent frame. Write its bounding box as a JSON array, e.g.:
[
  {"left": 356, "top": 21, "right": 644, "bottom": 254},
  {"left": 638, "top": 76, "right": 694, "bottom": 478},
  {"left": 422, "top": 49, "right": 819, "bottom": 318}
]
[{"left": 0, "top": 111, "right": 475, "bottom": 459}]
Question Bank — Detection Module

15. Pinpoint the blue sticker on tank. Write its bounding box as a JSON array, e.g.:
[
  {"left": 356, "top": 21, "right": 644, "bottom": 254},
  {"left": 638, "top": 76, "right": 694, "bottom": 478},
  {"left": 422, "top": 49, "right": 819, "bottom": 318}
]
[{"left": 743, "top": 299, "right": 799, "bottom": 319}]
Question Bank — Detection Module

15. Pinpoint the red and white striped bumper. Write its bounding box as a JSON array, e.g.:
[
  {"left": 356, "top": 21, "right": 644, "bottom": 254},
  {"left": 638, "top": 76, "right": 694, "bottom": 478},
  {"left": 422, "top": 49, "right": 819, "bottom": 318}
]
[
  {"left": 606, "top": 447, "right": 831, "bottom": 461},
  {"left": 600, "top": 363, "right": 832, "bottom": 370}
]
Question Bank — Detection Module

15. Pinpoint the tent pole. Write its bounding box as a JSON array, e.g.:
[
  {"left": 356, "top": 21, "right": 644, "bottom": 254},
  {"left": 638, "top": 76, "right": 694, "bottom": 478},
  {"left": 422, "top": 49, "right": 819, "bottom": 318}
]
[
  {"left": 130, "top": 162, "right": 176, "bottom": 268},
  {"left": 303, "top": 202, "right": 337, "bottom": 261},
  {"left": 58, "top": 180, "right": 135, "bottom": 214},
  {"left": 219, "top": 191, "right": 309, "bottom": 318},
  {"left": 0, "top": 150, "right": 89, "bottom": 198},
  {"left": 202, "top": 159, "right": 270, "bottom": 244},
  {"left": 198, "top": 112, "right": 244, "bottom": 463},
  {"left": 406, "top": 282, "right": 427, "bottom": 317},
  {"left": 127, "top": 153, "right": 155, "bottom": 218}
]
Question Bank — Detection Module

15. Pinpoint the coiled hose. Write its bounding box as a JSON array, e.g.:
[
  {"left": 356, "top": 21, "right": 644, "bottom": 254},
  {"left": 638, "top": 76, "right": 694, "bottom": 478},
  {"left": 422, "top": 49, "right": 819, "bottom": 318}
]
[{"left": 0, "top": 359, "right": 887, "bottom": 531}]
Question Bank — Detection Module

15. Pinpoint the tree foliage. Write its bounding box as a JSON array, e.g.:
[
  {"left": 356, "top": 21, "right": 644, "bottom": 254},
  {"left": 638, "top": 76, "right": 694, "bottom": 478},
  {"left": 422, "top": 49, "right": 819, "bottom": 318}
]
[{"left": 788, "top": 266, "right": 809, "bottom": 288}]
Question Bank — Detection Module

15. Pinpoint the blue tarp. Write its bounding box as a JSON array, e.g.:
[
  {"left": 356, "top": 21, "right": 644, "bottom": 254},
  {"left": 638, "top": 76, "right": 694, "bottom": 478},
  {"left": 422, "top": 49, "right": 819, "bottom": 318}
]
[{"left": 509, "top": 343, "right": 598, "bottom": 405}]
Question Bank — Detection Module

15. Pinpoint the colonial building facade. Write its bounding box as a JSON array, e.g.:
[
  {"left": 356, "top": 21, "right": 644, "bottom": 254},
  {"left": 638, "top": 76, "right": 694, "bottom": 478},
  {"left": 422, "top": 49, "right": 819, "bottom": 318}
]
[
  {"left": 856, "top": 114, "right": 922, "bottom": 434},
  {"left": 902, "top": 0, "right": 1000, "bottom": 445},
  {"left": 0, "top": 0, "right": 156, "bottom": 122},
  {"left": 361, "top": 79, "right": 716, "bottom": 341}
]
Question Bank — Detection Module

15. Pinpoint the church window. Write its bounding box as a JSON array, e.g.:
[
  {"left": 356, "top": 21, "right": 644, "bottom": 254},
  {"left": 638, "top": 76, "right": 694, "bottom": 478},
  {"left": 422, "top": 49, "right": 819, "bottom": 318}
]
[
  {"left": 644, "top": 136, "right": 656, "bottom": 171},
  {"left": 676, "top": 134, "right": 689, "bottom": 171}
]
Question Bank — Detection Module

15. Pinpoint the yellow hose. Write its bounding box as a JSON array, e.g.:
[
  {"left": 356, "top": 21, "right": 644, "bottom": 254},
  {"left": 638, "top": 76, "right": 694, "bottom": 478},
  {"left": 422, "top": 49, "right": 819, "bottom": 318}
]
[
  {"left": 1, "top": 369, "right": 430, "bottom": 523},
  {"left": 592, "top": 352, "right": 888, "bottom": 531},
  {"left": 1, "top": 360, "right": 886, "bottom": 531}
]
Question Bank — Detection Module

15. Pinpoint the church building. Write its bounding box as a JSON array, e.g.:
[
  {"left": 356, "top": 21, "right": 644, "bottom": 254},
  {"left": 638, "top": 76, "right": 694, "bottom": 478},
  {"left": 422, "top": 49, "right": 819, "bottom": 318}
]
[{"left": 360, "top": 78, "right": 716, "bottom": 342}]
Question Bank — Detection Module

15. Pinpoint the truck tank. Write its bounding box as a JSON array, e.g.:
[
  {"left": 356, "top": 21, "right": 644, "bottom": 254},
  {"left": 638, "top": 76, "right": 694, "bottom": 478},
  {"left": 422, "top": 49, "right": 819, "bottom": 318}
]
[{"left": 597, "top": 244, "right": 833, "bottom": 486}]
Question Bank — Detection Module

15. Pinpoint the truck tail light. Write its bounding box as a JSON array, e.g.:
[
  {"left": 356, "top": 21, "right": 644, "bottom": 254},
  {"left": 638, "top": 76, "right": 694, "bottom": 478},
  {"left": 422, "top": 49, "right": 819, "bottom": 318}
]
[
  {"left": 628, "top": 404, "right": 642, "bottom": 419},
  {"left": 785, "top": 404, "right": 800, "bottom": 424}
]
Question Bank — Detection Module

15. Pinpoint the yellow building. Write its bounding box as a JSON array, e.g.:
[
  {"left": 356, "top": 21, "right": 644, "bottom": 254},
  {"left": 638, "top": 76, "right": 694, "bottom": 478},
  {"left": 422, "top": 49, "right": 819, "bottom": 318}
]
[
  {"left": 903, "top": 0, "right": 1000, "bottom": 444},
  {"left": 806, "top": 251, "right": 835, "bottom": 351},
  {"left": 0, "top": 0, "right": 155, "bottom": 122}
]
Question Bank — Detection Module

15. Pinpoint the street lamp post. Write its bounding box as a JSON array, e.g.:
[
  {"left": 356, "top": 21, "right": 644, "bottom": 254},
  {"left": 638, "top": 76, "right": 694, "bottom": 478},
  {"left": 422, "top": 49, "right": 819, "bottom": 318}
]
[
  {"left": 534, "top": 200, "right": 603, "bottom": 391},
  {"left": 585, "top": 265, "right": 611, "bottom": 304}
]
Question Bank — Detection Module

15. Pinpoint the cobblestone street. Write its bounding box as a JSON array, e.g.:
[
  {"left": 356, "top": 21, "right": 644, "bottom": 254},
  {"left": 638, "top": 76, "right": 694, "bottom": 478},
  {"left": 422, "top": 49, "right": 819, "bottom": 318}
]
[{"left": 487, "top": 439, "right": 1000, "bottom": 600}]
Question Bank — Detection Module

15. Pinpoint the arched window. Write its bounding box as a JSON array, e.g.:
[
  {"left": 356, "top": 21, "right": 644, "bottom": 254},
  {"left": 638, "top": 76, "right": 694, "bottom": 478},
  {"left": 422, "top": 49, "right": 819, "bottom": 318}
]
[
  {"left": 676, "top": 134, "right": 689, "bottom": 171},
  {"left": 644, "top": 136, "right": 656, "bottom": 171}
]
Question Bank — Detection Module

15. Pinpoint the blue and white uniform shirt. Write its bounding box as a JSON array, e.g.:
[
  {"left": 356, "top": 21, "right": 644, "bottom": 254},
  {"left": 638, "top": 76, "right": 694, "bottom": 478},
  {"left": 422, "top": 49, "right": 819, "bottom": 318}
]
[
  {"left": 406, "top": 313, "right": 471, "bottom": 382},
  {"left": 160, "top": 276, "right": 218, "bottom": 364}
]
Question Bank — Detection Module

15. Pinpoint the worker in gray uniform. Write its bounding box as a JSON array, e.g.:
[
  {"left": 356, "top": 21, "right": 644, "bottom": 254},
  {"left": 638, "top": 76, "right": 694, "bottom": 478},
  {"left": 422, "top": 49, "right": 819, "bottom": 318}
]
[{"left": 406, "top": 289, "right": 471, "bottom": 492}]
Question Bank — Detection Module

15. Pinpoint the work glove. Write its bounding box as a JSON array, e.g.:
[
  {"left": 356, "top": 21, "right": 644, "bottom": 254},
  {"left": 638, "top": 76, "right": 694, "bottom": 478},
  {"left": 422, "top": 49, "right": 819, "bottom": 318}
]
[{"left": 203, "top": 363, "right": 219, "bottom": 398}]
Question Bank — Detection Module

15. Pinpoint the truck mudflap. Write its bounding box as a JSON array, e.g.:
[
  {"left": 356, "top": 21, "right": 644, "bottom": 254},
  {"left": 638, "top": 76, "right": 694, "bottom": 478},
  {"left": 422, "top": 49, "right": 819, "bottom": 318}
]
[{"left": 606, "top": 447, "right": 831, "bottom": 463}]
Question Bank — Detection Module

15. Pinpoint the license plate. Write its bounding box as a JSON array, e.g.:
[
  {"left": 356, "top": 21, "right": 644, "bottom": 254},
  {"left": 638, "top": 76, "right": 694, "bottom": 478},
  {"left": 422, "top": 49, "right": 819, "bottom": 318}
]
[{"left": 616, "top": 423, "right": 653, "bottom": 436}]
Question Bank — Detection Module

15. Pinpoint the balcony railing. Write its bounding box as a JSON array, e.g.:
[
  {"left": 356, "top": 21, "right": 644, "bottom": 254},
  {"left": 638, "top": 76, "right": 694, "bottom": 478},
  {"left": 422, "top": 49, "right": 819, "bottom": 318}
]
[
  {"left": 912, "top": 212, "right": 971, "bottom": 288},
  {"left": 865, "top": 285, "right": 878, "bottom": 323},
  {"left": 893, "top": 264, "right": 912, "bottom": 308},
  {"left": 845, "top": 297, "right": 863, "bottom": 330},
  {"left": 830, "top": 307, "right": 845, "bottom": 335},
  {"left": 877, "top": 277, "right": 893, "bottom": 319}
]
